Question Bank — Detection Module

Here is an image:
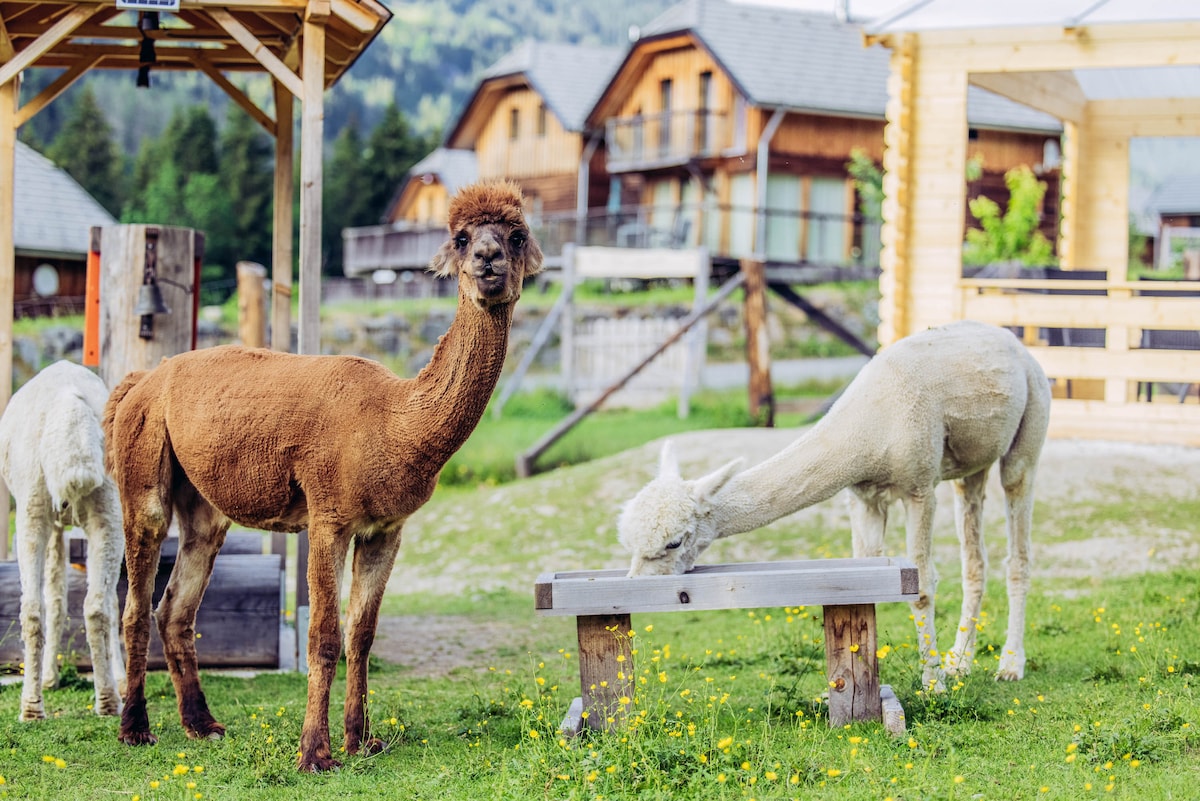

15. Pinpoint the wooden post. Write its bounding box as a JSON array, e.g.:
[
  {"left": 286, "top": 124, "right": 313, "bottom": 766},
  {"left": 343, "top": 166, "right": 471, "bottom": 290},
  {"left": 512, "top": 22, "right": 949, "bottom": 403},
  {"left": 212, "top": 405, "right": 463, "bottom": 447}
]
[
  {"left": 823, "top": 603, "right": 881, "bottom": 727},
  {"left": 97, "top": 225, "right": 200, "bottom": 389},
  {"left": 298, "top": 12, "right": 326, "bottom": 357},
  {"left": 741, "top": 258, "right": 773, "bottom": 426},
  {"left": 0, "top": 67, "right": 14, "bottom": 561},
  {"left": 575, "top": 613, "right": 633, "bottom": 733},
  {"left": 271, "top": 80, "right": 294, "bottom": 353},
  {"left": 236, "top": 261, "right": 268, "bottom": 347}
]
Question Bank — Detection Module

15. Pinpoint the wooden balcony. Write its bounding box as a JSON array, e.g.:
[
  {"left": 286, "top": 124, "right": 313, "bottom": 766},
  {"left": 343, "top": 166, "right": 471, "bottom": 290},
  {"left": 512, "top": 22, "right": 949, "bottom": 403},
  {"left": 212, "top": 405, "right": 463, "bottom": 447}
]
[
  {"left": 605, "top": 110, "right": 732, "bottom": 172},
  {"left": 342, "top": 203, "right": 881, "bottom": 282}
]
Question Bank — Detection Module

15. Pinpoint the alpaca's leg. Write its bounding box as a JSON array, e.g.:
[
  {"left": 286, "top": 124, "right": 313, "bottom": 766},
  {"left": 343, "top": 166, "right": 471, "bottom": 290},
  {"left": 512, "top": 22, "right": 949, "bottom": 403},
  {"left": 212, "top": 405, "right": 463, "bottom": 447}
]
[
  {"left": 16, "top": 500, "right": 51, "bottom": 721},
  {"left": 343, "top": 528, "right": 404, "bottom": 756},
  {"left": 847, "top": 490, "right": 887, "bottom": 557},
  {"left": 118, "top": 500, "right": 170, "bottom": 746},
  {"left": 41, "top": 520, "right": 67, "bottom": 691},
  {"left": 946, "top": 470, "right": 988, "bottom": 678},
  {"left": 298, "top": 524, "right": 351, "bottom": 773},
  {"left": 80, "top": 492, "right": 125, "bottom": 716},
  {"left": 157, "top": 486, "right": 229, "bottom": 739},
  {"left": 903, "top": 492, "right": 944, "bottom": 691},
  {"left": 995, "top": 463, "right": 1036, "bottom": 681}
]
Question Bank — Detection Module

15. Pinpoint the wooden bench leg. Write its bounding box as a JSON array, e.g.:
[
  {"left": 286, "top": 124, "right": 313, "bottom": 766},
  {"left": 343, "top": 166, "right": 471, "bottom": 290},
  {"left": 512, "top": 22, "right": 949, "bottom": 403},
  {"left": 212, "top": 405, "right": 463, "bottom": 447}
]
[
  {"left": 823, "top": 603, "right": 881, "bottom": 727},
  {"left": 561, "top": 613, "right": 633, "bottom": 735}
]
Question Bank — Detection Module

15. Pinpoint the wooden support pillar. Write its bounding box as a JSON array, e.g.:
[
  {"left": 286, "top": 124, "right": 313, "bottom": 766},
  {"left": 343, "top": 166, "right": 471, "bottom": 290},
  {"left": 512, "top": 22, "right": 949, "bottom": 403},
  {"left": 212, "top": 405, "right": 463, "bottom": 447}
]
[
  {"left": 298, "top": 12, "right": 326, "bottom": 357},
  {"left": 823, "top": 603, "right": 881, "bottom": 727},
  {"left": 237, "top": 261, "right": 268, "bottom": 347},
  {"left": 741, "top": 258, "right": 773, "bottom": 427},
  {"left": 272, "top": 80, "right": 294, "bottom": 353},
  {"left": 0, "top": 69, "right": 14, "bottom": 561},
  {"left": 574, "top": 613, "right": 633, "bottom": 733}
]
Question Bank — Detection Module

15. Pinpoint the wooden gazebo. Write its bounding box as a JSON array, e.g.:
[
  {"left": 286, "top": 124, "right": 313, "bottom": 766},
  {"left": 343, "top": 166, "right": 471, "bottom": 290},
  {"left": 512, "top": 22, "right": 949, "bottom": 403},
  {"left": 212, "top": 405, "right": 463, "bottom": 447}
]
[
  {"left": 0, "top": 0, "right": 390, "bottom": 555},
  {"left": 865, "top": 2, "right": 1200, "bottom": 445}
]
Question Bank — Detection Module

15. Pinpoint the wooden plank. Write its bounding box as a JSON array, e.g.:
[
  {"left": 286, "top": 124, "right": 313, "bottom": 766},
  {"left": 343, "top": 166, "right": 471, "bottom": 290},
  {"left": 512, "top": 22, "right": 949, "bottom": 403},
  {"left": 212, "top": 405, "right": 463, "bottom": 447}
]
[
  {"left": 1049, "top": 400, "right": 1200, "bottom": 447},
  {"left": 297, "top": 16, "right": 325, "bottom": 356},
  {"left": 536, "top": 558, "right": 919, "bottom": 616},
  {"left": 191, "top": 51, "right": 275, "bottom": 134},
  {"left": 576, "top": 613, "right": 633, "bottom": 732},
  {"left": 823, "top": 604, "right": 880, "bottom": 727},
  {"left": 15, "top": 55, "right": 98, "bottom": 128},
  {"left": 209, "top": 8, "right": 303, "bottom": 99},
  {"left": 271, "top": 80, "right": 294, "bottom": 352},
  {"left": 0, "top": 58, "right": 13, "bottom": 561},
  {"left": 959, "top": 291, "right": 1200, "bottom": 329},
  {"left": 237, "top": 261, "right": 268, "bottom": 347},
  {"left": 0, "top": 4, "right": 98, "bottom": 87}
]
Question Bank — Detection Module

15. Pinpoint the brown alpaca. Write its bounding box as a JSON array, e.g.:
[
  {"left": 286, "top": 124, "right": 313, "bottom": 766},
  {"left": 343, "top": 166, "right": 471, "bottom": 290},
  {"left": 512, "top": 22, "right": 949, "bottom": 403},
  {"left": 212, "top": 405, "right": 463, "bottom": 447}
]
[{"left": 102, "top": 180, "right": 543, "bottom": 772}]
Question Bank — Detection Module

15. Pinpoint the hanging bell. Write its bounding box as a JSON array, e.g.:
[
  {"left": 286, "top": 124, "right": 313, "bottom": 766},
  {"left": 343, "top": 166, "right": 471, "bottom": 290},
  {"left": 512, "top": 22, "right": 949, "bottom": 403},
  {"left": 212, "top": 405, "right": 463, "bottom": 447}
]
[{"left": 134, "top": 282, "right": 170, "bottom": 316}]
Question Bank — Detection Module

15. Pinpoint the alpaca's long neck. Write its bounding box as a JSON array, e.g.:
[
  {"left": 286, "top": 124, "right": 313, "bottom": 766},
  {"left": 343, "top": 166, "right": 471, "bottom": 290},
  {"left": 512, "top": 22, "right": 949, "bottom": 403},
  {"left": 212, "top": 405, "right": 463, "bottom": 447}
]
[
  {"left": 403, "top": 295, "right": 512, "bottom": 469},
  {"left": 710, "top": 412, "right": 872, "bottom": 536}
]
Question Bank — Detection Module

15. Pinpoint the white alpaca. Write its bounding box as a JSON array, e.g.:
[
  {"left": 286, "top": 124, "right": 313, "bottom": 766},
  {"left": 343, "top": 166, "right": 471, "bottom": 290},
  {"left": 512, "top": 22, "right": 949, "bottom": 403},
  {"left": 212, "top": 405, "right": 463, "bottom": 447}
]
[
  {"left": 0, "top": 361, "right": 124, "bottom": 720},
  {"left": 618, "top": 320, "right": 1051, "bottom": 687}
]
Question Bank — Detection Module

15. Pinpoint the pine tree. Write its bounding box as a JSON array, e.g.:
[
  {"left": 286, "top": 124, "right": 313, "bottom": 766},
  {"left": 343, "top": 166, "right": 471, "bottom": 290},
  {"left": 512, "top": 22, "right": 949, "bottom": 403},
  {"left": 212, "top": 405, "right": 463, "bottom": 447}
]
[
  {"left": 47, "top": 84, "right": 126, "bottom": 215},
  {"left": 214, "top": 108, "right": 274, "bottom": 273},
  {"left": 323, "top": 119, "right": 370, "bottom": 275},
  {"left": 361, "top": 102, "right": 431, "bottom": 222}
]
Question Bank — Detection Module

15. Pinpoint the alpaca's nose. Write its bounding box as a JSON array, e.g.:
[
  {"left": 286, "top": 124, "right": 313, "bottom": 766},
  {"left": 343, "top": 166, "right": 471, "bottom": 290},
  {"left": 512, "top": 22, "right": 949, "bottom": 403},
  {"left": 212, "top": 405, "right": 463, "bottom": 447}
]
[{"left": 473, "top": 234, "right": 503, "bottom": 267}]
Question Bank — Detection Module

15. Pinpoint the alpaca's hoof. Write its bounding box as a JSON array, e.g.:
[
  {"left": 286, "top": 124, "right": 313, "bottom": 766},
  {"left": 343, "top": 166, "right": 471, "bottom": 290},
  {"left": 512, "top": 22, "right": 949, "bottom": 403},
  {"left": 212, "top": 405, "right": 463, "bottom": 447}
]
[
  {"left": 119, "top": 730, "right": 159, "bottom": 746},
  {"left": 298, "top": 755, "right": 343, "bottom": 773},
  {"left": 354, "top": 737, "right": 388, "bottom": 756},
  {"left": 19, "top": 705, "right": 46, "bottom": 722},
  {"left": 186, "top": 722, "right": 226, "bottom": 741},
  {"left": 995, "top": 647, "right": 1025, "bottom": 681}
]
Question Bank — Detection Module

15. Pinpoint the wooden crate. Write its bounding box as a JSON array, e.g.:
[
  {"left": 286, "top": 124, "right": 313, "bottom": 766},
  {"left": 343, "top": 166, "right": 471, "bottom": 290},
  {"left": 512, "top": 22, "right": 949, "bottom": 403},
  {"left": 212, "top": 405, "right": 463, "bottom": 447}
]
[{"left": 0, "top": 531, "right": 282, "bottom": 670}]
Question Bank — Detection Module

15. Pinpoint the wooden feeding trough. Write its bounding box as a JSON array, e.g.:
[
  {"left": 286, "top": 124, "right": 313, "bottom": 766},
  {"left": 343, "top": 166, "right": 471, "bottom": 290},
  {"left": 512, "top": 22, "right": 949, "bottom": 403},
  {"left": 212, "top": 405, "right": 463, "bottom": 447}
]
[{"left": 535, "top": 556, "right": 918, "bottom": 736}]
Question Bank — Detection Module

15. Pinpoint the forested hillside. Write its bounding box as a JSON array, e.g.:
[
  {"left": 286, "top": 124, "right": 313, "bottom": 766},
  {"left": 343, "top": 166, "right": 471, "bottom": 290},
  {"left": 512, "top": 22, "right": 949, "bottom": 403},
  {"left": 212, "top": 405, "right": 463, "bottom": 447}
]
[{"left": 15, "top": 0, "right": 673, "bottom": 286}]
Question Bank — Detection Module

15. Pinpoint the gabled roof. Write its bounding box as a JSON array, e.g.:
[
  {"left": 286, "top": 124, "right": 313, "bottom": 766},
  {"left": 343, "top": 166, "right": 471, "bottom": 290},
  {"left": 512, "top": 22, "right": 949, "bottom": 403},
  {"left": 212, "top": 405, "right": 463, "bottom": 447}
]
[
  {"left": 408, "top": 148, "right": 479, "bottom": 196},
  {"left": 601, "top": 0, "right": 1060, "bottom": 133},
  {"left": 383, "top": 147, "right": 479, "bottom": 221},
  {"left": 14, "top": 141, "right": 116, "bottom": 259},
  {"left": 446, "top": 40, "right": 623, "bottom": 147}
]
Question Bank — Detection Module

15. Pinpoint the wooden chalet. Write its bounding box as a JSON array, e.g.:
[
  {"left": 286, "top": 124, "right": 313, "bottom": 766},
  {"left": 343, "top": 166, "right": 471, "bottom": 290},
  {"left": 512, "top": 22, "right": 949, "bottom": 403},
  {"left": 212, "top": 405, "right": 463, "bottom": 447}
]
[
  {"left": 865, "top": 1, "right": 1200, "bottom": 445},
  {"left": 344, "top": 0, "right": 1064, "bottom": 286},
  {"left": 12, "top": 139, "right": 115, "bottom": 317}
]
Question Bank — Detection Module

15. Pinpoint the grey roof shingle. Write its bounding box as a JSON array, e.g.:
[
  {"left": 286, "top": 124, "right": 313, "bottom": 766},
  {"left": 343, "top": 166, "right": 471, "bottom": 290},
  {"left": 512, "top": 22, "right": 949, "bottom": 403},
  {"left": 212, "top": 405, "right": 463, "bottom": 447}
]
[
  {"left": 483, "top": 40, "right": 624, "bottom": 132},
  {"left": 407, "top": 148, "right": 478, "bottom": 196},
  {"left": 1149, "top": 172, "right": 1200, "bottom": 216},
  {"left": 14, "top": 141, "right": 116, "bottom": 257},
  {"left": 638, "top": 0, "right": 1061, "bottom": 133}
]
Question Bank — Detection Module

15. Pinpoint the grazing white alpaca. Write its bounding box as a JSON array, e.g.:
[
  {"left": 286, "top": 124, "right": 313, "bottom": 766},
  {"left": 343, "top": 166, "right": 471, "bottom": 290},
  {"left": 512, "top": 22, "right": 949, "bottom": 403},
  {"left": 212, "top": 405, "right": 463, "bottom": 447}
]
[
  {"left": 0, "top": 361, "right": 124, "bottom": 720},
  {"left": 618, "top": 320, "right": 1051, "bottom": 687}
]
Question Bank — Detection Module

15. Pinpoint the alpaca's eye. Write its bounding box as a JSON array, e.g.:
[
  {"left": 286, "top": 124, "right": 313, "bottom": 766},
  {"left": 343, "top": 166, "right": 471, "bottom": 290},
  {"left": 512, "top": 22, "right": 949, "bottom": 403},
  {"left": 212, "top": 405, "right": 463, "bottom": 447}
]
[
  {"left": 664, "top": 538, "right": 683, "bottom": 551},
  {"left": 454, "top": 232, "right": 469, "bottom": 249},
  {"left": 509, "top": 231, "right": 526, "bottom": 249}
]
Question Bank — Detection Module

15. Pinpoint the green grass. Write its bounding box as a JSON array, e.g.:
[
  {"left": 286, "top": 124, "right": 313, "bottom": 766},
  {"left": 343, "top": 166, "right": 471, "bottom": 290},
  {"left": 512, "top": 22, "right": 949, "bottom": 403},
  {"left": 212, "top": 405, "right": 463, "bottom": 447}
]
[{"left": 0, "top": 570, "right": 1197, "bottom": 800}]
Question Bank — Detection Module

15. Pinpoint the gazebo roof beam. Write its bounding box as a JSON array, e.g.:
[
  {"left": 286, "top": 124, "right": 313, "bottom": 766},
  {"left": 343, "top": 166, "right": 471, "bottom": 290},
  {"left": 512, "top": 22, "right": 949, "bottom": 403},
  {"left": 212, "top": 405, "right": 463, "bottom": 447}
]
[
  {"left": 970, "top": 70, "right": 1087, "bottom": 124},
  {"left": 191, "top": 49, "right": 276, "bottom": 134},
  {"left": 209, "top": 6, "right": 301, "bottom": 96},
  {"left": 16, "top": 53, "right": 99, "bottom": 126},
  {"left": 0, "top": 3, "right": 102, "bottom": 86}
]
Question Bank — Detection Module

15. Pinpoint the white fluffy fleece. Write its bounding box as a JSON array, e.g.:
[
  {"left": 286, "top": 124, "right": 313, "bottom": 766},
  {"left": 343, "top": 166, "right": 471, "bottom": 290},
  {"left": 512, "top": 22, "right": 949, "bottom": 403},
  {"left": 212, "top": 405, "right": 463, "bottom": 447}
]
[
  {"left": 618, "top": 320, "right": 1051, "bottom": 688},
  {"left": 0, "top": 361, "right": 124, "bottom": 721}
]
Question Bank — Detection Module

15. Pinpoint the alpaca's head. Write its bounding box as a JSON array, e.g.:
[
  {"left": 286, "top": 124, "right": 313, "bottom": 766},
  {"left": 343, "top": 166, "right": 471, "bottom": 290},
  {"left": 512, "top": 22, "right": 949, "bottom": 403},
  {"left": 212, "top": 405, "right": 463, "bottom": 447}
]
[
  {"left": 428, "top": 180, "right": 544, "bottom": 310},
  {"left": 618, "top": 441, "right": 744, "bottom": 576}
]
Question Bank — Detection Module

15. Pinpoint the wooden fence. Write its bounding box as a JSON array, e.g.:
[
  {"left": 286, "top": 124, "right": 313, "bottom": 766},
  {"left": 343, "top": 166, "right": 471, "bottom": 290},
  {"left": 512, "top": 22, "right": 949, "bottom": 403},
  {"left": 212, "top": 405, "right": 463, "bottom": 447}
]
[{"left": 958, "top": 274, "right": 1200, "bottom": 445}]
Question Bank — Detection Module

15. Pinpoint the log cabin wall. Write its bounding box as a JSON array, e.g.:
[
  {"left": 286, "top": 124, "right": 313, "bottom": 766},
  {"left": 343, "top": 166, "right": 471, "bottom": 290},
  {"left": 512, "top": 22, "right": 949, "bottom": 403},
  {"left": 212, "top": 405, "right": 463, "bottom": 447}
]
[{"left": 476, "top": 85, "right": 583, "bottom": 183}]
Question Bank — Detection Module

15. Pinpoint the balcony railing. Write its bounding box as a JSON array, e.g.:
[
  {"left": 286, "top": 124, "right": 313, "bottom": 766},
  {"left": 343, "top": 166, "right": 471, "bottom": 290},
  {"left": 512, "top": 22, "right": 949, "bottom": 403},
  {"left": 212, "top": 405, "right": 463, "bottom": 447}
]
[
  {"left": 606, "top": 110, "right": 731, "bottom": 172},
  {"left": 342, "top": 203, "right": 881, "bottom": 278}
]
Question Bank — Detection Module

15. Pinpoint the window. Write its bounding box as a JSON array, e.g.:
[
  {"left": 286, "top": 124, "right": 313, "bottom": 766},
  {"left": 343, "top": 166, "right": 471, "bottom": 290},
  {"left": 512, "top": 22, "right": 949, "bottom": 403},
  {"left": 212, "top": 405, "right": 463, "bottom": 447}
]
[
  {"left": 509, "top": 107, "right": 520, "bottom": 140},
  {"left": 537, "top": 103, "right": 547, "bottom": 136},
  {"left": 658, "top": 79, "right": 673, "bottom": 153},
  {"left": 697, "top": 71, "right": 713, "bottom": 152}
]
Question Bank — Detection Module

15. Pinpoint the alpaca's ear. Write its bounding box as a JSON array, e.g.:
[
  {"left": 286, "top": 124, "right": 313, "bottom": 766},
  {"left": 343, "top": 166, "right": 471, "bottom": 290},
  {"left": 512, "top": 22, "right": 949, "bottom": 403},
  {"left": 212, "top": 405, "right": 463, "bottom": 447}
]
[
  {"left": 427, "top": 239, "right": 458, "bottom": 278},
  {"left": 522, "top": 233, "right": 545, "bottom": 277},
  {"left": 694, "top": 458, "right": 743, "bottom": 504},
  {"left": 657, "top": 440, "right": 680, "bottom": 479}
]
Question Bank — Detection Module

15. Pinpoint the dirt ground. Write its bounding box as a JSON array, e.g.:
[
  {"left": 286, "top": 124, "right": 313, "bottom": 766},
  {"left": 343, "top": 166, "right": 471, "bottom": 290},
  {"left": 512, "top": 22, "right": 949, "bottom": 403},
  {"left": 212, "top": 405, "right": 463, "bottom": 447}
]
[{"left": 369, "top": 434, "right": 1200, "bottom": 676}]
